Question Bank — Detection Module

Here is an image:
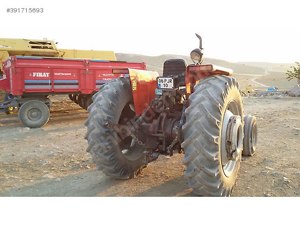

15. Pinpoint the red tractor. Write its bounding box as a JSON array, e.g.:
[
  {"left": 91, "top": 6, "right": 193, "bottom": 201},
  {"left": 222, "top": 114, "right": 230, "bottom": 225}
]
[{"left": 85, "top": 34, "right": 258, "bottom": 196}]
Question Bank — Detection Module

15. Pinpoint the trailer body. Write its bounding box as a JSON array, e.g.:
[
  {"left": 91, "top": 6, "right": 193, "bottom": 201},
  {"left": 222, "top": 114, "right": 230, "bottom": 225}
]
[
  {"left": 0, "top": 56, "right": 146, "bottom": 127},
  {"left": 1, "top": 56, "right": 145, "bottom": 96}
]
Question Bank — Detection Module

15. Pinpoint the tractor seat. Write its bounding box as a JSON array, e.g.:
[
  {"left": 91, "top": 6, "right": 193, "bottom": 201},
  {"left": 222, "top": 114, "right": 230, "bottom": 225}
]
[{"left": 163, "top": 59, "right": 187, "bottom": 86}]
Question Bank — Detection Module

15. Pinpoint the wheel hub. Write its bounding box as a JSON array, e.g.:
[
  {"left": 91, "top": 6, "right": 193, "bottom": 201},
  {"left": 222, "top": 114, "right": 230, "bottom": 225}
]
[
  {"left": 226, "top": 115, "right": 243, "bottom": 160},
  {"left": 221, "top": 110, "right": 243, "bottom": 177},
  {"left": 27, "top": 108, "right": 42, "bottom": 121}
]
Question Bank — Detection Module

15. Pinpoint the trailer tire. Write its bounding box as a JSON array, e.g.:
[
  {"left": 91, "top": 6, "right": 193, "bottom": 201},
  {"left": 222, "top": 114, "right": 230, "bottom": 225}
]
[
  {"left": 85, "top": 95, "right": 93, "bottom": 110},
  {"left": 78, "top": 94, "right": 85, "bottom": 109},
  {"left": 18, "top": 100, "right": 50, "bottom": 128},
  {"left": 85, "top": 78, "right": 147, "bottom": 179},
  {"left": 68, "top": 94, "right": 74, "bottom": 101},
  {"left": 73, "top": 94, "right": 79, "bottom": 104},
  {"left": 182, "top": 76, "right": 243, "bottom": 196}
]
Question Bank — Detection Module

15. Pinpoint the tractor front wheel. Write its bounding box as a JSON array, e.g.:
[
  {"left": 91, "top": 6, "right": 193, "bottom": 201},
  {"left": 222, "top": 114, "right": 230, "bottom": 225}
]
[
  {"left": 242, "top": 115, "right": 257, "bottom": 156},
  {"left": 85, "top": 78, "right": 147, "bottom": 179},
  {"left": 182, "top": 76, "right": 244, "bottom": 196}
]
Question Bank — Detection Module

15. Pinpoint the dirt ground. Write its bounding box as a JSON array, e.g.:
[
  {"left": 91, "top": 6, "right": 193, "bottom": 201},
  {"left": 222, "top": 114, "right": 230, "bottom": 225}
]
[{"left": 0, "top": 93, "right": 299, "bottom": 197}]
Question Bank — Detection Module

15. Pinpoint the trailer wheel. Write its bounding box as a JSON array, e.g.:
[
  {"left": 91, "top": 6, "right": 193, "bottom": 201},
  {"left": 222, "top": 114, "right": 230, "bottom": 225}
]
[
  {"left": 68, "top": 94, "right": 74, "bottom": 101},
  {"left": 85, "top": 78, "right": 147, "bottom": 179},
  {"left": 182, "top": 76, "right": 244, "bottom": 196},
  {"left": 82, "top": 95, "right": 93, "bottom": 110},
  {"left": 242, "top": 115, "right": 257, "bottom": 156},
  {"left": 78, "top": 94, "right": 85, "bottom": 109},
  {"left": 85, "top": 95, "right": 93, "bottom": 110},
  {"left": 73, "top": 94, "right": 79, "bottom": 104},
  {"left": 18, "top": 100, "right": 50, "bottom": 128}
]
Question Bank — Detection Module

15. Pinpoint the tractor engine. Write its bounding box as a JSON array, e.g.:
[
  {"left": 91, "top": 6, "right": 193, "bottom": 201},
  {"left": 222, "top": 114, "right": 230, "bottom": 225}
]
[{"left": 131, "top": 59, "right": 187, "bottom": 161}]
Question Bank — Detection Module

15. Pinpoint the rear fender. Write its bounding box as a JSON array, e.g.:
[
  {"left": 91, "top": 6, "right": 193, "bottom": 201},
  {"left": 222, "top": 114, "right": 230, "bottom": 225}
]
[
  {"left": 186, "top": 64, "right": 233, "bottom": 95},
  {"left": 128, "top": 69, "right": 159, "bottom": 116}
]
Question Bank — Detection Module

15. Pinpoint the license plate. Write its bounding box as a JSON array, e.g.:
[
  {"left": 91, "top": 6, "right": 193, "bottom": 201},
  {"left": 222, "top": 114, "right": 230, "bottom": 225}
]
[{"left": 157, "top": 77, "right": 174, "bottom": 89}]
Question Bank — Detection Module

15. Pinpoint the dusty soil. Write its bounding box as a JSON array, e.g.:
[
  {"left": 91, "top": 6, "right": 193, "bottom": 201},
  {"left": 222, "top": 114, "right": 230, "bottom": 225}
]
[{"left": 0, "top": 94, "right": 299, "bottom": 197}]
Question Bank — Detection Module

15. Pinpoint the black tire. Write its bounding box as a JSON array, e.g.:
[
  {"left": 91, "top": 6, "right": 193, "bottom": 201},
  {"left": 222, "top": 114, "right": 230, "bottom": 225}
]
[
  {"left": 182, "top": 76, "right": 243, "bottom": 196},
  {"left": 242, "top": 115, "right": 257, "bottom": 156},
  {"left": 18, "top": 100, "right": 50, "bottom": 128},
  {"left": 68, "top": 94, "right": 74, "bottom": 101},
  {"left": 85, "top": 78, "right": 147, "bottom": 179},
  {"left": 78, "top": 94, "right": 86, "bottom": 109},
  {"left": 85, "top": 95, "right": 93, "bottom": 110},
  {"left": 73, "top": 94, "right": 79, "bottom": 104}
]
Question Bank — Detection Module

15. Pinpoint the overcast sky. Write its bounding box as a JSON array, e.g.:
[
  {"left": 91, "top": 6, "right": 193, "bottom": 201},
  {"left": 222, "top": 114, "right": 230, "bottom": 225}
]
[{"left": 1, "top": 0, "right": 300, "bottom": 63}]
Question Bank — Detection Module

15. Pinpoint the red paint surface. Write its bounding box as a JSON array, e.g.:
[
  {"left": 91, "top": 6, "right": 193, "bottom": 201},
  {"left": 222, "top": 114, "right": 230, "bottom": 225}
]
[
  {"left": 0, "top": 56, "right": 146, "bottom": 96},
  {"left": 132, "top": 79, "right": 157, "bottom": 115}
]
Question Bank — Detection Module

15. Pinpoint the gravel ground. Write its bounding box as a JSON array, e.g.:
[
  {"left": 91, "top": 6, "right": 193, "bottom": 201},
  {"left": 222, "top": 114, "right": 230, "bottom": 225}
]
[{"left": 0, "top": 95, "right": 299, "bottom": 196}]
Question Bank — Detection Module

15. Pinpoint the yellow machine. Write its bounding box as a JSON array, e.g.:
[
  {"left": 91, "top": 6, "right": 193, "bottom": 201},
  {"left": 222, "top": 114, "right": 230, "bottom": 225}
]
[
  {"left": 0, "top": 38, "right": 116, "bottom": 73},
  {"left": 58, "top": 49, "right": 116, "bottom": 60},
  {"left": 0, "top": 38, "right": 116, "bottom": 101}
]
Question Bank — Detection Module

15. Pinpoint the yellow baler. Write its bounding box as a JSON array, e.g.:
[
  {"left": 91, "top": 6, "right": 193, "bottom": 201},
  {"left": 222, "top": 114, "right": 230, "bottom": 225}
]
[
  {"left": 0, "top": 38, "right": 116, "bottom": 73},
  {"left": 0, "top": 38, "right": 116, "bottom": 101}
]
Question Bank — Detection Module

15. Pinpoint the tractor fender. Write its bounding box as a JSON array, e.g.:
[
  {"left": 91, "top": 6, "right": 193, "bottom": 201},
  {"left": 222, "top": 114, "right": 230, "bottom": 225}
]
[{"left": 128, "top": 69, "right": 159, "bottom": 116}]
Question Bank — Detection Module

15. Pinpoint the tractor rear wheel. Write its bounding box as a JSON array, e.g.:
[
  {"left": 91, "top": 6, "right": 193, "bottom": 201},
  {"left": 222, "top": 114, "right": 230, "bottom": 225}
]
[
  {"left": 242, "top": 115, "right": 257, "bottom": 156},
  {"left": 85, "top": 78, "right": 147, "bottom": 179},
  {"left": 182, "top": 76, "right": 243, "bottom": 196},
  {"left": 18, "top": 100, "right": 50, "bottom": 128}
]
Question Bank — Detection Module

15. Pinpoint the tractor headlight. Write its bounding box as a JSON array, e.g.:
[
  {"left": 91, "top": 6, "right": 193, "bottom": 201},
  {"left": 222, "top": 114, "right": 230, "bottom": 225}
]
[{"left": 190, "top": 48, "right": 203, "bottom": 64}]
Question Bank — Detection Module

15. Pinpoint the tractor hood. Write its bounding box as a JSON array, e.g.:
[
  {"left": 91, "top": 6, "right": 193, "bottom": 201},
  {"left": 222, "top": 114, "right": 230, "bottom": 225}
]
[{"left": 128, "top": 69, "right": 159, "bottom": 116}]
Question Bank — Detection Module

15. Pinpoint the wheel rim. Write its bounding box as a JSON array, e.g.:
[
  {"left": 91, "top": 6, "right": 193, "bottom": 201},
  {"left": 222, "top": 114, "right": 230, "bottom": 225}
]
[
  {"left": 251, "top": 121, "right": 257, "bottom": 152},
  {"left": 120, "top": 136, "right": 143, "bottom": 159},
  {"left": 118, "top": 104, "right": 145, "bottom": 161},
  {"left": 27, "top": 108, "right": 42, "bottom": 121},
  {"left": 221, "top": 101, "right": 243, "bottom": 177}
]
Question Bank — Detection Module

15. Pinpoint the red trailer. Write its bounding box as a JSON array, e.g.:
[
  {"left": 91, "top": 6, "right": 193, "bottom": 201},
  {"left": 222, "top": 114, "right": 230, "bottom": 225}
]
[{"left": 0, "top": 56, "right": 146, "bottom": 127}]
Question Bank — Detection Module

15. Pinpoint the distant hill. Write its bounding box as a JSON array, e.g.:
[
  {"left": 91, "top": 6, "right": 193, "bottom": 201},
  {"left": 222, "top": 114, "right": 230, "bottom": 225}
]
[
  {"left": 116, "top": 53, "right": 265, "bottom": 75},
  {"left": 237, "top": 62, "right": 294, "bottom": 73},
  {"left": 116, "top": 53, "right": 191, "bottom": 74},
  {"left": 116, "top": 53, "right": 297, "bottom": 90}
]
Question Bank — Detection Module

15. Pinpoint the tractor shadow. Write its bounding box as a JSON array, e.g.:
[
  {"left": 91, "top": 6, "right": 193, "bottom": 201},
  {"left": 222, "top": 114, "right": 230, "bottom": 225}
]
[
  {"left": 0, "top": 170, "right": 122, "bottom": 197},
  {"left": 0, "top": 170, "right": 195, "bottom": 197},
  {"left": 134, "top": 176, "right": 195, "bottom": 197}
]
